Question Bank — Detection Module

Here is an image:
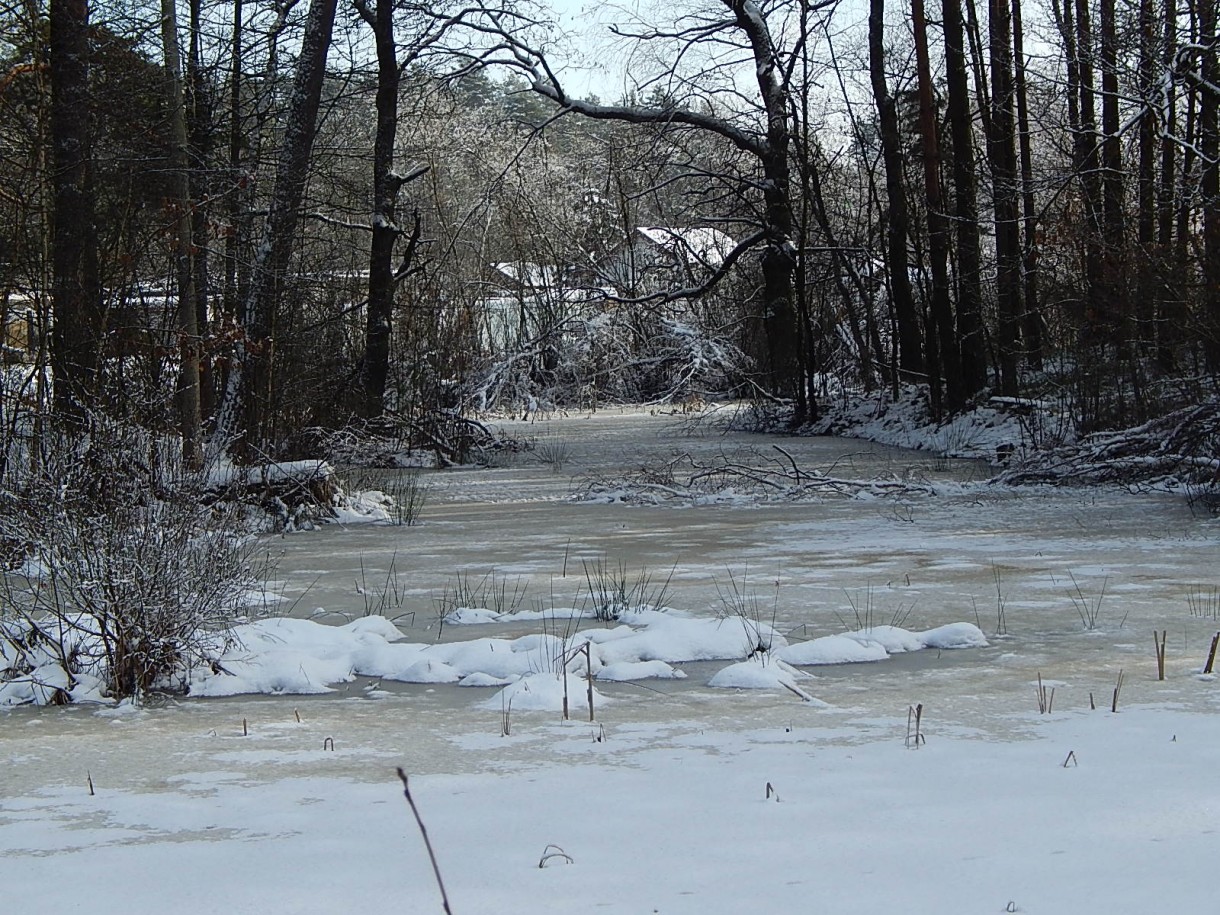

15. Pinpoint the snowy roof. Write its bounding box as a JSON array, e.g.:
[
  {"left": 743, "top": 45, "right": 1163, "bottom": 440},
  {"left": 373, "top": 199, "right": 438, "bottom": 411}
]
[
  {"left": 489, "top": 262, "right": 561, "bottom": 289},
  {"left": 634, "top": 226, "right": 736, "bottom": 267}
]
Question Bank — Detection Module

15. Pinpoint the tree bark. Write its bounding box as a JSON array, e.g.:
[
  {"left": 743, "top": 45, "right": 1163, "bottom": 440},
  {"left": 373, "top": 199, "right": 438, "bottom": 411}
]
[
  {"left": 1157, "top": 0, "right": 1180, "bottom": 368},
  {"left": 987, "top": 0, "right": 1023, "bottom": 395},
  {"left": 1074, "top": 0, "right": 1106, "bottom": 333},
  {"left": 912, "top": 0, "right": 961, "bottom": 412},
  {"left": 869, "top": 0, "right": 924, "bottom": 381},
  {"left": 730, "top": 0, "right": 802, "bottom": 413},
  {"left": 1012, "top": 0, "right": 1043, "bottom": 367},
  {"left": 160, "top": 0, "right": 202, "bottom": 468},
  {"left": 212, "top": 0, "right": 339, "bottom": 458},
  {"left": 942, "top": 0, "right": 987, "bottom": 396},
  {"left": 188, "top": 0, "right": 215, "bottom": 422},
  {"left": 49, "top": 0, "right": 103, "bottom": 418},
  {"left": 359, "top": 0, "right": 402, "bottom": 420},
  {"left": 1199, "top": 0, "right": 1220, "bottom": 370},
  {"left": 1136, "top": 0, "right": 1157, "bottom": 350},
  {"left": 1099, "top": 0, "right": 1128, "bottom": 345}
]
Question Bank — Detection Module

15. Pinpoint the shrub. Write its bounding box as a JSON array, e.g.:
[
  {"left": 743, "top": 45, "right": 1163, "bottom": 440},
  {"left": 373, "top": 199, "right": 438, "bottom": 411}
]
[{"left": 0, "top": 421, "right": 265, "bottom": 704}]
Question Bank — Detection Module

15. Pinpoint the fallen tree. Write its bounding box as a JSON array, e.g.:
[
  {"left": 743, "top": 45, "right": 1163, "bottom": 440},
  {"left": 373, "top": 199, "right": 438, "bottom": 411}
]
[
  {"left": 995, "top": 399, "right": 1220, "bottom": 492},
  {"left": 575, "top": 445, "right": 937, "bottom": 505}
]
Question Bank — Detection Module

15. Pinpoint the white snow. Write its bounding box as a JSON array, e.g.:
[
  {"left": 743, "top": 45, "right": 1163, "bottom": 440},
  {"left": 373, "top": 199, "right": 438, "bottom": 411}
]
[
  {"left": 6, "top": 702, "right": 1220, "bottom": 913},
  {"left": 179, "top": 612, "right": 977, "bottom": 701},
  {"left": 707, "top": 656, "right": 823, "bottom": 703}
]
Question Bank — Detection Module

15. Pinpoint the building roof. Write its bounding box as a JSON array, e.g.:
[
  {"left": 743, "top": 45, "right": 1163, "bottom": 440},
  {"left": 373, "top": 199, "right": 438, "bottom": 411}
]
[{"left": 634, "top": 226, "right": 736, "bottom": 267}]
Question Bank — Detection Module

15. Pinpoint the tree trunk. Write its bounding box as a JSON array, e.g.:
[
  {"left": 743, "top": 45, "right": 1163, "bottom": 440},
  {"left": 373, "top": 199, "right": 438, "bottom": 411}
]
[
  {"left": 942, "top": 0, "right": 987, "bottom": 396},
  {"left": 1099, "top": 0, "right": 1129, "bottom": 346},
  {"left": 1075, "top": 0, "right": 1106, "bottom": 334},
  {"left": 1136, "top": 0, "right": 1157, "bottom": 350},
  {"left": 188, "top": 0, "right": 215, "bottom": 421},
  {"left": 212, "top": 0, "right": 339, "bottom": 458},
  {"left": 360, "top": 0, "right": 401, "bottom": 420},
  {"left": 1200, "top": 0, "right": 1220, "bottom": 370},
  {"left": 869, "top": 0, "right": 924, "bottom": 381},
  {"left": 987, "top": 0, "right": 1023, "bottom": 395},
  {"left": 912, "top": 0, "right": 961, "bottom": 412},
  {"left": 160, "top": 0, "right": 202, "bottom": 468},
  {"left": 1157, "top": 0, "right": 1180, "bottom": 369},
  {"left": 1012, "top": 0, "right": 1043, "bottom": 367},
  {"left": 49, "top": 0, "right": 103, "bottom": 418},
  {"left": 729, "top": 0, "right": 803, "bottom": 414}
]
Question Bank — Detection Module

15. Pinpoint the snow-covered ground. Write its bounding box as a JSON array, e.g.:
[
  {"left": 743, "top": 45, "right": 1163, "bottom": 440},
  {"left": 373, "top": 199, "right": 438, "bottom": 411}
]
[{"left": 5, "top": 407, "right": 1220, "bottom": 912}]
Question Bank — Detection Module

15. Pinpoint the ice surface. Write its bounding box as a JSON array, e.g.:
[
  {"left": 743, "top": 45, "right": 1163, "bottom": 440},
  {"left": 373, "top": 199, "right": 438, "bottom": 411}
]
[{"left": 7, "top": 409, "right": 1220, "bottom": 914}]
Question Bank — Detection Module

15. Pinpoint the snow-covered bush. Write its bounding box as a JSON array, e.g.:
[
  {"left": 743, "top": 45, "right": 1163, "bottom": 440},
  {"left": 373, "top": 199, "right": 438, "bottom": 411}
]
[{"left": 0, "top": 422, "right": 266, "bottom": 705}]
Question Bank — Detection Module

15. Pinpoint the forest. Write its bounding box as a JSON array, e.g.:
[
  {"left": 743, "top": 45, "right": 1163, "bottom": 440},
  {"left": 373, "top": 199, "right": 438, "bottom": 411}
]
[{"left": 2, "top": 0, "right": 1220, "bottom": 471}]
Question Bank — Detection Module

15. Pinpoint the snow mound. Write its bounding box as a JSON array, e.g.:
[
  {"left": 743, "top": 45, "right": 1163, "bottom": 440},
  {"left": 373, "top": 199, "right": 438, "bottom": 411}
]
[
  {"left": 594, "top": 609, "right": 788, "bottom": 665},
  {"left": 597, "top": 660, "right": 687, "bottom": 681},
  {"left": 479, "top": 672, "right": 610, "bottom": 712},
  {"left": 774, "top": 635, "right": 889, "bottom": 665},
  {"left": 458, "top": 672, "right": 515, "bottom": 687},
  {"left": 919, "top": 622, "right": 988, "bottom": 649},
  {"left": 443, "top": 608, "right": 501, "bottom": 625},
  {"left": 332, "top": 489, "right": 394, "bottom": 524},
  {"left": 707, "top": 658, "right": 824, "bottom": 704}
]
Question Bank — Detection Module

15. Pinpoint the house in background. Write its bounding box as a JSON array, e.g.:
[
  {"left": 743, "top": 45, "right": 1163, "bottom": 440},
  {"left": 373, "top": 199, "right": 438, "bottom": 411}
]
[
  {"left": 594, "top": 226, "right": 736, "bottom": 298},
  {"left": 477, "top": 225, "right": 738, "bottom": 352},
  {"left": 480, "top": 261, "right": 604, "bottom": 351}
]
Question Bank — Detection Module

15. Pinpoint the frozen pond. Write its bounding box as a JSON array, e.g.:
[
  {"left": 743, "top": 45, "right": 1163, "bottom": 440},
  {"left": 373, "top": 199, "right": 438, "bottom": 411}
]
[
  {"left": 7, "top": 409, "right": 1220, "bottom": 915},
  {"left": 6, "top": 409, "right": 1219, "bottom": 793}
]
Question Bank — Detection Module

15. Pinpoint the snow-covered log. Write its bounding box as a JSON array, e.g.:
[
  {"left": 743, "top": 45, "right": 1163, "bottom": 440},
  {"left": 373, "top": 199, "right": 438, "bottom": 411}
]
[
  {"left": 996, "top": 399, "right": 1220, "bottom": 489},
  {"left": 205, "top": 459, "right": 339, "bottom": 525}
]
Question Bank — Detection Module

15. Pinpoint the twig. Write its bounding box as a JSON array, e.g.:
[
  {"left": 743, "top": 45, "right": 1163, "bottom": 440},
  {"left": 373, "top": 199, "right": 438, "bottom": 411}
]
[
  {"left": 538, "top": 844, "right": 573, "bottom": 867},
  {"left": 396, "top": 768, "right": 455, "bottom": 915}
]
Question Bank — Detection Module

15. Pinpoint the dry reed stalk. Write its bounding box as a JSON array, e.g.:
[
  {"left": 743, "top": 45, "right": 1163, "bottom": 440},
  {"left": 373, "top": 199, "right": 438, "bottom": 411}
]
[{"left": 1205, "top": 633, "right": 1220, "bottom": 674}]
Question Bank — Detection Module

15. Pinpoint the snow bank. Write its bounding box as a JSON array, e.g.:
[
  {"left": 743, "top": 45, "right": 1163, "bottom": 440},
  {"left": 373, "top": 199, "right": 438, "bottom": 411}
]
[
  {"left": 4, "top": 608, "right": 984, "bottom": 706},
  {"left": 707, "top": 656, "right": 824, "bottom": 704},
  {"left": 589, "top": 609, "right": 788, "bottom": 665},
  {"left": 477, "top": 671, "right": 611, "bottom": 712},
  {"left": 774, "top": 634, "right": 889, "bottom": 665}
]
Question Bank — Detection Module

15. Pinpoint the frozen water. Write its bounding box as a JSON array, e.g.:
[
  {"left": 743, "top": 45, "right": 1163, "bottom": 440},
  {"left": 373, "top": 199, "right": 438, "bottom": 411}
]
[{"left": 5, "top": 408, "right": 1220, "bottom": 914}]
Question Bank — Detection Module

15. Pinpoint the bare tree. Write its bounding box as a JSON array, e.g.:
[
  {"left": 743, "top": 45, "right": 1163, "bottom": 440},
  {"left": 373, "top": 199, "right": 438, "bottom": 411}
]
[
  {"left": 159, "top": 0, "right": 202, "bottom": 466},
  {"left": 49, "top": 0, "right": 103, "bottom": 418},
  {"left": 481, "top": 0, "right": 839, "bottom": 420},
  {"left": 869, "top": 0, "right": 924, "bottom": 384},
  {"left": 986, "top": 0, "right": 1022, "bottom": 395},
  {"left": 352, "top": 0, "right": 485, "bottom": 420},
  {"left": 942, "top": 0, "right": 988, "bottom": 396},
  {"left": 912, "top": 0, "right": 961, "bottom": 411},
  {"left": 212, "top": 0, "right": 338, "bottom": 459}
]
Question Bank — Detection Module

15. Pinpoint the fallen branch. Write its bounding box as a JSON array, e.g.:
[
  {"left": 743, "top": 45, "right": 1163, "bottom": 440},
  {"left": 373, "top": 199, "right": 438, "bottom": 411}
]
[{"left": 574, "top": 448, "right": 936, "bottom": 505}]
